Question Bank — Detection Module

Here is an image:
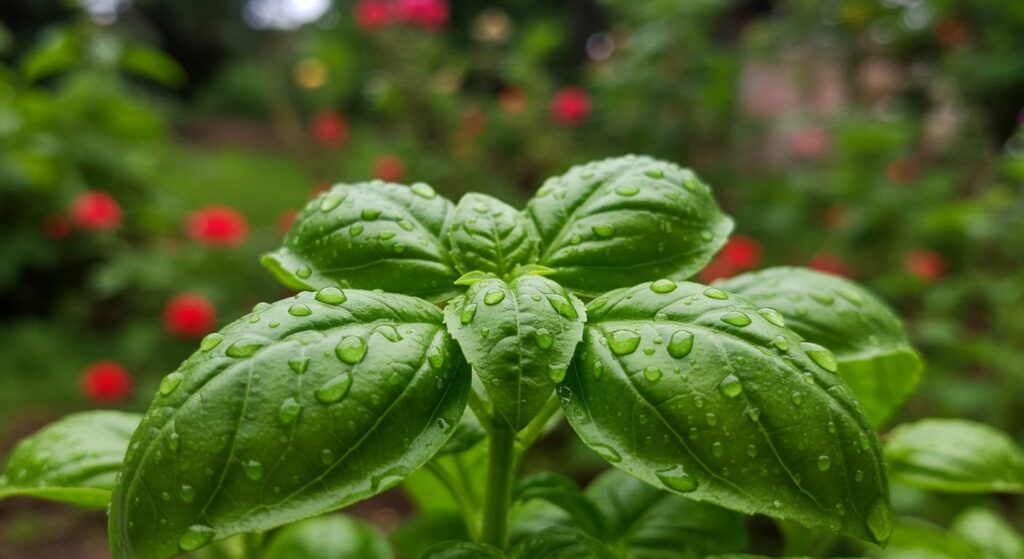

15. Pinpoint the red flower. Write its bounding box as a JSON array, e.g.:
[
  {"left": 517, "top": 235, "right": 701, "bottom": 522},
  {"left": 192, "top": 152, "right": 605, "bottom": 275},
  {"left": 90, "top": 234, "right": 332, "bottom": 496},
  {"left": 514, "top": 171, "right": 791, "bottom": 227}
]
[
  {"left": 279, "top": 209, "right": 299, "bottom": 234},
  {"left": 809, "top": 252, "right": 853, "bottom": 278},
  {"left": 699, "top": 258, "right": 737, "bottom": 284},
  {"left": 498, "top": 87, "right": 527, "bottom": 113},
  {"left": 186, "top": 205, "right": 249, "bottom": 247},
  {"left": 81, "top": 361, "right": 132, "bottom": 403},
  {"left": 550, "top": 87, "right": 591, "bottom": 126},
  {"left": 355, "top": 0, "right": 392, "bottom": 29},
  {"left": 311, "top": 111, "right": 349, "bottom": 147},
  {"left": 904, "top": 249, "right": 947, "bottom": 282},
  {"left": 699, "top": 235, "right": 762, "bottom": 283},
  {"left": 789, "top": 126, "right": 831, "bottom": 159},
  {"left": 164, "top": 293, "right": 217, "bottom": 338},
  {"left": 373, "top": 154, "right": 406, "bottom": 182},
  {"left": 44, "top": 213, "right": 72, "bottom": 239},
  {"left": 71, "top": 191, "right": 121, "bottom": 231},
  {"left": 395, "top": 0, "right": 448, "bottom": 29}
]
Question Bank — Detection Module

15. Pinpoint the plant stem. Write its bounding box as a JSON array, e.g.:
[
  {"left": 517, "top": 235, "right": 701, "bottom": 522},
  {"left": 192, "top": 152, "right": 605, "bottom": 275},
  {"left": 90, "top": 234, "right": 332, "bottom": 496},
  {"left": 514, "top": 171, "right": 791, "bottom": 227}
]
[
  {"left": 515, "top": 395, "right": 561, "bottom": 461},
  {"left": 426, "top": 461, "right": 480, "bottom": 541},
  {"left": 481, "top": 421, "right": 516, "bottom": 549}
]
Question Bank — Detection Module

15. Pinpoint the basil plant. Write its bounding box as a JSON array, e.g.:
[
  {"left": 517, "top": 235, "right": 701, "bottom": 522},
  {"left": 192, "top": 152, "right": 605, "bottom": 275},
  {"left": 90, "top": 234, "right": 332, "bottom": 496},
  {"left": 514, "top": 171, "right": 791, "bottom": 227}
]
[{"left": 4, "top": 155, "right": 941, "bottom": 558}]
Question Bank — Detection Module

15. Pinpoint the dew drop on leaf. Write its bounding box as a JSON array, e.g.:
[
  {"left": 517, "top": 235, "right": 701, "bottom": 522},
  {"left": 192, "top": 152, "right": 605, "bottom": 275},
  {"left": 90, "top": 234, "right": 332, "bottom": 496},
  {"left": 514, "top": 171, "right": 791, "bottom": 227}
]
[
  {"left": 459, "top": 303, "right": 478, "bottom": 324},
  {"left": 667, "top": 330, "right": 694, "bottom": 358},
  {"left": 320, "top": 192, "right": 343, "bottom": 212},
  {"left": 608, "top": 329, "right": 641, "bottom": 355},
  {"left": 644, "top": 169, "right": 664, "bottom": 179},
  {"left": 483, "top": 289, "right": 505, "bottom": 305},
  {"left": 159, "top": 372, "right": 184, "bottom": 396},
  {"left": 712, "top": 441, "right": 724, "bottom": 457},
  {"left": 289, "top": 357, "right": 309, "bottom": 375},
  {"left": 703, "top": 288, "right": 728, "bottom": 300},
  {"left": 295, "top": 265, "right": 312, "bottom": 279},
  {"left": 747, "top": 444, "right": 758, "bottom": 457},
  {"left": 226, "top": 339, "right": 263, "bottom": 358},
  {"left": 361, "top": 208, "right": 381, "bottom": 220},
  {"left": 178, "top": 525, "right": 215, "bottom": 552},
  {"left": 200, "top": 333, "right": 223, "bottom": 352},
  {"left": 772, "top": 335, "right": 790, "bottom": 351},
  {"left": 315, "top": 287, "right": 347, "bottom": 305},
  {"left": 376, "top": 324, "right": 403, "bottom": 342},
  {"left": 592, "top": 224, "right": 615, "bottom": 238},
  {"left": 321, "top": 449, "right": 334, "bottom": 465},
  {"left": 244, "top": 460, "right": 264, "bottom": 480},
  {"left": 278, "top": 397, "right": 302, "bottom": 425},
  {"left": 817, "top": 455, "right": 832, "bottom": 471},
  {"left": 650, "top": 279, "right": 677, "bottom": 294},
  {"left": 179, "top": 485, "right": 195, "bottom": 503},
  {"left": 349, "top": 223, "right": 364, "bottom": 236},
  {"left": 615, "top": 184, "right": 639, "bottom": 196},
  {"left": 656, "top": 465, "right": 698, "bottom": 493},
  {"left": 705, "top": 412, "right": 718, "bottom": 426},
  {"left": 802, "top": 342, "right": 838, "bottom": 372},
  {"left": 757, "top": 307, "right": 786, "bottom": 327},
  {"left": 411, "top": 183, "right": 436, "bottom": 199},
  {"left": 867, "top": 499, "right": 894, "bottom": 541},
  {"left": 535, "top": 328, "right": 554, "bottom": 349},
  {"left": 335, "top": 336, "right": 367, "bottom": 365},
  {"left": 643, "top": 366, "right": 662, "bottom": 381},
  {"left": 791, "top": 391, "right": 803, "bottom": 405},
  {"left": 718, "top": 374, "right": 743, "bottom": 398},
  {"left": 426, "top": 345, "right": 445, "bottom": 370},
  {"left": 288, "top": 304, "right": 312, "bottom": 317},
  {"left": 547, "top": 365, "right": 566, "bottom": 383},
  {"left": 315, "top": 372, "right": 353, "bottom": 404},
  {"left": 591, "top": 443, "right": 622, "bottom": 463},
  {"left": 721, "top": 311, "right": 751, "bottom": 327}
]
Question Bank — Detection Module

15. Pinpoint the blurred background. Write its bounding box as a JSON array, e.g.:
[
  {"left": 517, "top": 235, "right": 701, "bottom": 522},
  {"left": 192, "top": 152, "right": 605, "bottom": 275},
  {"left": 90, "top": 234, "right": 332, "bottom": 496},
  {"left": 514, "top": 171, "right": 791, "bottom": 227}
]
[{"left": 0, "top": 0, "right": 1022, "bottom": 556}]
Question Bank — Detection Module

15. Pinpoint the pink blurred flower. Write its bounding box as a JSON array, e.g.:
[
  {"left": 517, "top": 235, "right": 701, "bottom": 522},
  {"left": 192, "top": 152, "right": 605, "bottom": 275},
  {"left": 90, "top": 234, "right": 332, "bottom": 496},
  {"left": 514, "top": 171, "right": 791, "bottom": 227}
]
[
  {"left": 904, "top": 249, "right": 947, "bottom": 282},
  {"left": 809, "top": 252, "right": 853, "bottom": 278},
  {"left": 355, "top": 0, "right": 392, "bottom": 29},
  {"left": 71, "top": 191, "right": 121, "bottom": 231},
  {"left": 373, "top": 154, "right": 406, "bottom": 182},
  {"left": 164, "top": 293, "right": 217, "bottom": 338},
  {"left": 81, "top": 361, "right": 132, "bottom": 404},
  {"left": 550, "top": 87, "right": 591, "bottom": 126},
  {"left": 395, "top": 0, "right": 448, "bottom": 30},
  {"left": 789, "top": 127, "right": 831, "bottom": 159},
  {"left": 311, "top": 111, "right": 349, "bottom": 147},
  {"left": 186, "top": 205, "right": 249, "bottom": 247}
]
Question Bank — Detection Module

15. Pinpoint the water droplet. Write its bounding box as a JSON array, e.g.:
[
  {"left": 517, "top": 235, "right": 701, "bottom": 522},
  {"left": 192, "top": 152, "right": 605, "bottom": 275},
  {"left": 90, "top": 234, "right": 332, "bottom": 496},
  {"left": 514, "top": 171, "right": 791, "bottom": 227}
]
[
  {"left": 321, "top": 449, "right": 334, "bottom": 465},
  {"left": 179, "top": 525, "right": 215, "bottom": 551},
  {"left": 226, "top": 339, "right": 264, "bottom": 357},
  {"left": 570, "top": 234, "right": 583, "bottom": 245},
  {"left": 288, "top": 304, "right": 312, "bottom": 317},
  {"left": 459, "top": 303, "right": 477, "bottom": 324},
  {"left": 644, "top": 366, "right": 662, "bottom": 381},
  {"left": 700, "top": 230, "right": 713, "bottom": 241},
  {"left": 827, "top": 421, "right": 837, "bottom": 434},
  {"left": 315, "top": 372, "right": 353, "bottom": 404},
  {"left": 336, "top": 336, "right": 367, "bottom": 364},
  {"left": 656, "top": 465, "right": 698, "bottom": 492},
  {"left": 244, "top": 460, "right": 263, "bottom": 480},
  {"left": 791, "top": 391, "right": 803, "bottom": 405},
  {"left": 721, "top": 311, "right": 751, "bottom": 327},
  {"left": 817, "top": 455, "right": 832, "bottom": 471},
  {"left": 288, "top": 357, "right": 309, "bottom": 375},
  {"left": 643, "top": 347, "right": 655, "bottom": 356},
  {"left": 773, "top": 335, "right": 790, "bottom": 351},
  {"left": 811, "top": 291, "right": 835, "bottom": 305},
  {"left": 589, "top": 298, "right": 607, "bottom": 311},
  {"left": 757, "top": 307, "right": 786, "bottom": 327},
  {"left": 315, "top": 287, "right": 347, "bottom": 305},
  {"left": 668, "top": 330, "right": 694, "bottom": 358},
  {"left": 615, "top": 184, "right": 640, "bottom": 196},
  {"left": 867, "top": 499, "right": 894, "bottom": 541},
  {"left": 535, "top": 328, "right": 554, "bottom": 349},
  {"left": 645, "top": 169, "right": 664, "bottom": 179},
  {"left": 747, "top": 407, "right": 762, "bottom": 422},
  {"left": 296, "top": 265, "right": 312, "bottom": 279},
  {"left": 718, "top": 374, "right": 743, "bottom": 398},
  {"left": 483, "top": 289, "right": 505, "bottom": 305},
  {"left": 200, "top": 333, "right": 223, "bottom": 352},
  {"left": 168, "top": 432, "right": 180, "bottom": 451},
  {"left": 411, "top": 183, "right": 436, "bottom": 199},
  {"left": 550, "top": 297, "right": 578, "bottom": 320},
  {"left": 159, "top": 372, "right": 184, "bottom": 396},
  {"left": 378, "top": 231, "right": 395, "bottom": 240},
  {"left": 398, "top": 220, "right": 414, "bottom": 231},
  {"left": 650, "top": 279, "right": 677, "bottom": 294},
  {"left": 705, "top": 412, "right": 718, "bottom": 426},
  {"left": 547, "top": 365, "right": 566, "bottom": 383},
  {"left": 376, "top": 325, "right": 402, "bottom": 342},
  {"left": 393, "top": 243, "right": 407, "bottom": 254},
  {"left": 608, "top": 329, "right": 641, "bottom": 355},
  {"left": 591, "top": 443, "right": 621, "bottom": 463},
  {"left": 349, "top": 223, "right": 364, "bottom": 236},
  {"left": 854, "top": 470, "right": 864, "bottom": 482},
  {"left": 592, "top": 224, "right": 615, "bottom": 238},
  {"left": 592, "top": 359, "right": 604, "bottom": 379},
  {"left": 426, "top": 345, "right": 445, "bottom": 369},
  {"left": 278, "top": 397, "right": 302, "bottom": 425},
  {"left": 703, "top": 288, "right": 728, "bottom": 300},
  {"left": 802, "top": 342, "right": 838, "bottom": 372},
  {"left": 320, "top": 192, "right": 343, "bottom": 211},
  {"left": 361, "top": 208, "right": 381, "bottom": 220},
  {"left": 711, "top": 441, "right": 724, "bottom": 457},
  {"left": 179, "top": 485, "right": 195, "bottom": 503}
]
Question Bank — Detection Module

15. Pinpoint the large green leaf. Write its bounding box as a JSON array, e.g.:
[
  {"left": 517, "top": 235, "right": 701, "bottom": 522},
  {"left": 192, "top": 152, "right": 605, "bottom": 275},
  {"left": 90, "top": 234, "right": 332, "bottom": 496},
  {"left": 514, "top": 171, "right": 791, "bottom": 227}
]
[
  {"left": 261, "top": 515, "right": 392, "bottom": 559},
  {"left": 560, "top": 280, "right": 893, "bottom": 543},
  {"left": 514, "top": 473, "right": 605, "bottom": 537},
  {"left": 718, "top": 267, "right": 922, "bottom": 425},
  {"left": 446, "top": 193, "right": 539, "bottom": 277},
  {"left": 444, "top": 275, "right": 586, "bottom": 430},
  {"left": 262, "top": 181, "right": 460, "bottom": 303},
  {"left": 950, "top": 507, "right": 1024, "bottom": 559},
  {"left": 524, "top": 155, "right": 734, "bottom": 297},
  {"left": 420, "top": 541, "right": 504, "bottom": 558},
  {"left": 109, "top": 289, "right": 470, "bottom": 558},
  {"left": 885, "top": 419, "right": 1024, "bottom": 493},
  {"left": 876, "top": 519, "right": 978, "bottom": 559},
  {"left": 585, "top": 469, "right": 748, "bottom": 558},
  {"left": 0, "top": 411, "right": 140, "bottom": 507},
  {"left": 510, "top": 527, "right": 619, "bottom": 559}
]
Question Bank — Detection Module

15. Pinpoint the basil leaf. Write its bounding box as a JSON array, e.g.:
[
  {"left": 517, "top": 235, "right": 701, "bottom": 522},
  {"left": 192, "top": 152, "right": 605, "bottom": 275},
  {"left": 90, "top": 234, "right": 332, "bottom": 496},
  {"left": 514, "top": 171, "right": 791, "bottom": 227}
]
[
  {"left": 585, "top": 468, "right": 748, "bottom": 558},
  {"left": 718, "top": 267, "right": 922, "bottom": 425},
  {"left": 447, "top": 193, "right": 539, "bottom": 278},
  {"left": 109, "top": 289, "right": 470, "bottom": 558},
  {"left": 885, "top": 419, "right": 1024, "bottom": 493},
  {"left": 437, "top": 410, "right": 486, "bottom": 456},
  {"left": 445, "top": 275, "right": 586, "bottom": 430},
  {"left": 262, "top": 182, "right": 460, "bottom": 303},
  {"left": 390, "top": 512, "right": 469, "bottom": 559},
  {"left": 510, "top": 527, "right": 619, "bottom": 559},
  {"left": 261, "top": 515, "right": 392, "bottom": 559},
  {"left": 0, "top": 411, "right": 140, "bottom": 508},
  {"left": 514, "top": 473, "right": 605, "bottom": 537},
  {"left": 561, "top": 280, "right": 893, "bottom": 543},
  {"left": 950, "top": 507, "right": 1024, "bottom": 559},
  {"left": 524, "top": 155, "right": 734, "bottom": 297},
  {"left": 879, "top": 519, "right": 978, "bottom": 559},
  {"left": 420, "top": 541, "right": 505, "bottom": 559}
]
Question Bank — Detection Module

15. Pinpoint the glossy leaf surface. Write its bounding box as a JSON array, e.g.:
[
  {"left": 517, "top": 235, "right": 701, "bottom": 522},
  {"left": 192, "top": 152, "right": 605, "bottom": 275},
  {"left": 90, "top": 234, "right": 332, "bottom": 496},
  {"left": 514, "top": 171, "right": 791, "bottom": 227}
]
[
  {"left": 524, "top": 155, "right": 734, "bottom": 296},
  {"left": 561, "top": 280, "right": 892, "bottom": 543},
  {"left": 0, "top": 411, "right": 140, "bottom": 507},
  {"left": 510, "top": 527, "right": 619, "bottom": 559},
  {"left": 262, "top": 181, "right": 460, "bottom": 302},
  {"left": 514, "top": 473, "right": 604, "bottom": 537},
  {"left": 109, "top": 289, "right": 470, "bottom": 558},
  {"left": 445, "top": 275, "right": 586, "bottom": 429},
  {"left": 261, "top": 515, "right": 392, "bottom": 559},
  {"left": 446, "top": 193, "right": 538, "bottom": 277},
  {"left": 718, "top": 267, "right": 921, "bottom": 425},
  {"left": 885, "top": 419, "right": 1024, "bottom": 493}
]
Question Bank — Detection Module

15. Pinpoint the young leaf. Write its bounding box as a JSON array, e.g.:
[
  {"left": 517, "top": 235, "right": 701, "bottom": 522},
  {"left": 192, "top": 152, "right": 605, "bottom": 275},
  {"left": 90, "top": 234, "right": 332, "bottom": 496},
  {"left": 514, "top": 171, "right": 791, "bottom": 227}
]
[
  {"left": 885, "top": 419, "right": 1024, "bottom": 493},
  {"left": 262, "top": 515, "right": 393, "bottom": 559},
  {"left": 717, "top": 267, "right": 923, "bottom": 425},
  {"left": 109, "top": 289, "right": 470, "bottom": 559},
  {"left": 262, "top": 182, "right": 460, "bottom": 303},
  {"left": 446, "top": 193, "right": 539, "bottom": 278},
  {"left": 585, "top": 468, "right": 748, "bottom": 558},
  {"left": 514, "top": 473, "right": 605, "bottom": 537},
  {"left": 420, "top": 541, "right": 505, "bottom": 558},
  {"left": 510, "top": 527, "right": 619, "bottom": 559},
  {"left": 524, "top": 155, "right": 734, "bottom": 297},
  {"left": 560, "top": 280, "right": 893, "bottom": 543},
  {"left": 0, "top": 411, "right": 140, "bottom": 508},
  {"left": 950, "top": 507, "right": 1024, "bottom": 559},
  {"left": 444, "top": 275, "right": 586, "bottom": 430}
]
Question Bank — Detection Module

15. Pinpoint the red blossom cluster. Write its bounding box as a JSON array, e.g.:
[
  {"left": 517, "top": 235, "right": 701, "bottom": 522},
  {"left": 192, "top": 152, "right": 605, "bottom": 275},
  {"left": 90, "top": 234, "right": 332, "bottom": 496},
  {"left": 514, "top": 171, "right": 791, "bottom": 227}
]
[
  {"left": 700, "top": 235, "right": 763, "bottom": 283},
  {"left": 354, "top": 0, "right": 449, "bottom": 31}
]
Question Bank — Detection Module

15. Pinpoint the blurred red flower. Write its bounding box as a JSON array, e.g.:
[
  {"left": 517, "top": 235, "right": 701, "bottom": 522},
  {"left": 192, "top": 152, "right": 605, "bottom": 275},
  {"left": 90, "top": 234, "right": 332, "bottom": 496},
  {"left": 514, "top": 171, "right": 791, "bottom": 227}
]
[
  {"left": 499, "top": 87, "right": 527, "bottom": 113},
  {"left": 789, "top": 127, "right": 831, "bottom": 159},
  {"left": 81, "top": 361, "right": 132, "bottom": 403},
  {"left": 279, "top": 209, "right": 299, "bottom": 234},
  {"left": 374, "top": 154, "right": 406, "bottom": 182},
  {"left": 699, "top": 235, "right": 762, "bottom": 283},
  {"left": 71, "top": 191, "right": 121, "bottom": 231},
  {"left": 809, "top": 252, "right": 853, "bottom": 277},
  {"left": 186, "top": 205, "right": 249, "bottom": 247},
  {"left": 44, "top": 213, "right": 72, "bottom": 239},
  {"left": 395, "top": 0, "right": 448, "bottom": 29},
  {"left": 311, "top": 111, "right": 349, "bottom": 147},
  {"left": 164, "top": 293, "right": 217, "bottom": 338},
  {"left": 550, "top": 87, "right": 591, "bottom": 126},
  {"left": 355, "top": 0, "right": 392, "bottom": 29},
  {"left": 904, "top": 249, "right": 947, "bottom": 282}
]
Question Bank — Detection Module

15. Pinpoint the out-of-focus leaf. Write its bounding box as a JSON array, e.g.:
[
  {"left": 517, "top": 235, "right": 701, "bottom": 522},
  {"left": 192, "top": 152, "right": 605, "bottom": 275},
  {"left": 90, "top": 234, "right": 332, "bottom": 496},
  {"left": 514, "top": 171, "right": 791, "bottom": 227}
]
[
  {"left": 950, "top": 507, "right": 1024, "bottom": 559},
  {"left": 261, "top": 515, "right": 392, "bottom": 559}
]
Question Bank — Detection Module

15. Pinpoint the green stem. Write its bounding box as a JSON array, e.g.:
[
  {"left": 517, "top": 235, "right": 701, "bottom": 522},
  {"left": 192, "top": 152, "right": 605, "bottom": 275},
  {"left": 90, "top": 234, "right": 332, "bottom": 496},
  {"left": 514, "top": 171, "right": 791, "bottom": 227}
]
[
  {"left": 426, "top": 461, "right": 480, "bottom": 541},
  {"left": 481, "top": 421, "right": 516, "bottom": 549},
  {"left": 515, "top": 395, "right": 561, "bottom": 461},
  {"left": 240, "top": 531, "right": 264, "bottom": 558}
]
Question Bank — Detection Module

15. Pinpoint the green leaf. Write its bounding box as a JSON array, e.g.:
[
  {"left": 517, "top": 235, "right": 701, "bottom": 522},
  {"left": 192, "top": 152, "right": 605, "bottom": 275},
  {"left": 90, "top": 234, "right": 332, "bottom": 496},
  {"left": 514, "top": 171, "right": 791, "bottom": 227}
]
[
  {"left": 561, "top": 280, "right": 893, "bottom": 543},
  {"left": 717, "top": 268, "right": 922, "bottom": 425},
  {"left": 877, "top": 518, "right": 978, "bottom": 559},
  {"left": 524, "top": 155, "right": 734, "bottom": 297},
  {"left": 446, "top": 193, "right": 539, "bottom": 278},
  {"left": 585, "top": 468, "right": 748, "bottom": 558},
  {"left": 261, "top": 514, "right": 392, "bottom": 559},
  {"left": 444, "top": 275, "right": 586, "bottom": 430},
  {"left": 0, "top": 411, "right": 140, "bottom": 508},
  {"left": 109, "top": 289, "right": 470, "bottom": 558},
  {"left": 436, "top": 410, "right": 486, "bottom": 456},
  {"left": 514, "top": 473, "right": 604, "bottom": 537},
  {"left": 119, "top": 45, "right": 185, "bottom": 87},
  {"left": 420, "top": 541, "right": 505, "bottom": 558},
  {"left": 262, "top": 182, "right": 460, "bottom": 303},
  {"left": 885, "top": 419, "right": 1024, "bottom": 493},
  {"left": 510, "top": 527, "right": 619, "bottom": 559},
  {"left": 950, "top": 507, "right": 1024, "bottom": 559},
  {"left": 390, "top": 512, "right": 469, "bottom": 559}
]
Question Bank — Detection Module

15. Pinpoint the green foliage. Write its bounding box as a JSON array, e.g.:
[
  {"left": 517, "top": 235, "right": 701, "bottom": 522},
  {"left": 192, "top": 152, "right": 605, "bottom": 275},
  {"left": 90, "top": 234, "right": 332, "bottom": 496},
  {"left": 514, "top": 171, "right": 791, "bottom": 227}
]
[
  {"left": 447, "top": 193, "right": 539, "bottom": 278},
  {"left": 261, "top": 515, "right": 392, "bottom": 559}
]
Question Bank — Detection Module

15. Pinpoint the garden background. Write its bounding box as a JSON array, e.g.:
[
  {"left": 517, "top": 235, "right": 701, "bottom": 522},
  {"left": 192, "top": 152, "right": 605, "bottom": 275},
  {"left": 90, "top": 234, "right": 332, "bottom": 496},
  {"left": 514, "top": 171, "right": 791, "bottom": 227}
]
[{"left": 0, "top": 0, "right": 1022, "bottom": 556}]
